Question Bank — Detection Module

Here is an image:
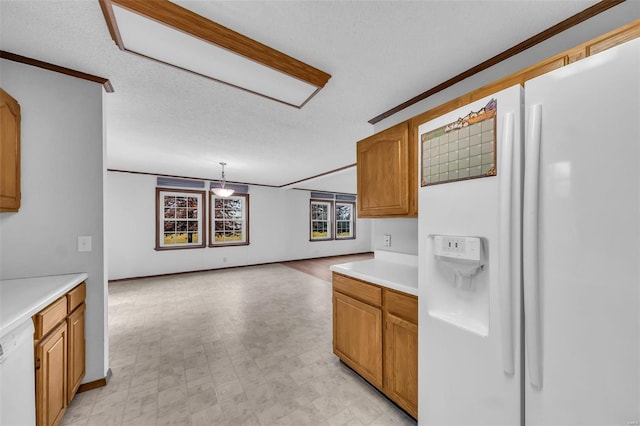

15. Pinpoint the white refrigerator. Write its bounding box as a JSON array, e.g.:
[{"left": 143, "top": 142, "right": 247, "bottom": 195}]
[{"left": 418, "top": 38, "right": 640, "bottom": 425}]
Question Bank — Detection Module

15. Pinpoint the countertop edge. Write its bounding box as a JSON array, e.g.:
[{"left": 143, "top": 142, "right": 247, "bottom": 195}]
[
  {"left": 330, "top": 263, "right": 418, "bottom": 296},
  {"left": 0, "top": 272, "right": 88, "bottom": 338}
]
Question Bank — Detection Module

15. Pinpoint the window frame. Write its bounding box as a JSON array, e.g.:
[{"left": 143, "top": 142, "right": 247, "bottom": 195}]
[
  {"left": 309, "top": 199, "right": 334, "bottom": 241},
  {"left": 156, "top": 188, "right": 206, "bottom": 250},
  {"left": 209, "top": 192, "right": 250, "bottom": 247},
  {"left": 335, "top": 201, "right": 356, "bottom": 240}
]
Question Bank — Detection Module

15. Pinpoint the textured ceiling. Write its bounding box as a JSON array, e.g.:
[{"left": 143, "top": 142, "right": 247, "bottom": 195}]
[{"left": 0, "top": 0, "right": 600, "bottom": 193}]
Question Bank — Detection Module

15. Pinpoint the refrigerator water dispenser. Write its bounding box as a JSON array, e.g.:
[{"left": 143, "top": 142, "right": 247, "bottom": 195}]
[
  {"left": 426, "top": 235, "right": 489, "bottom": 336},
  {"left": 433, "top": 235, "right": 484, "bottom": 289}
]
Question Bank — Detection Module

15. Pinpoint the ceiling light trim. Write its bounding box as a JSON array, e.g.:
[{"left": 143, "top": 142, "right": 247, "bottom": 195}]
[{"left": 99, "top": 0, "right": 331, "bottom": 107}]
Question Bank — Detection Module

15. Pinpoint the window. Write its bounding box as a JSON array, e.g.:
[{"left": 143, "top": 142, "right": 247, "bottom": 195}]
[
  {"left": 156, "top": 188, "right": 205, "bottom": 250},
  {"left": 335, "top": 202, "right": 355, "bottom": 239},
  {"left": 310, "top": 192, "right": 357, "bottom": 241},
  {"left": 310, "top": 200, "right": 333, "bottom": 241},
  {"left": 210, "top": 193, "right": 249, "bottom": 246}
]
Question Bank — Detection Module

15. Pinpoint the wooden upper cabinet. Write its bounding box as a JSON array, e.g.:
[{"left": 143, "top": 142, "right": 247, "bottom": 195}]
[
  {"left": 0, "top": 88, "right": 21, "bottom": 212},
  {"left": 357, "top": 122, "right": 416, "bottom": 217}
]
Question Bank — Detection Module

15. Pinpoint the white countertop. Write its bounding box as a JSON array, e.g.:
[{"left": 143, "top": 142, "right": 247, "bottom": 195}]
[
  {"left": 330, "top": 250, "right": 418, "bottom": 296},
  {"left": 0, "top": 273, "right": 88, "bottom": 338}
]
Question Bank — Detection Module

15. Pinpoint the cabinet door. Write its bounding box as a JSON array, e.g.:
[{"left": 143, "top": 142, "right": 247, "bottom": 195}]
[
  {"left": 384, "top": 313, "right": 418, "bottom": 418},
  {"left": 0, "top": 88, "right": 21, "bottom": 212},
  {"left": 357, "top": 122, "right": 413, "bottom": 217},
  {"left": 67, "top": 303, "right": 85, "bottom": 403},
  {"left": 36, "top": 321, "right": 67, "bottom": 426},
  {"left": 333, "top": 291, "right": 383, "bottom": 388}
]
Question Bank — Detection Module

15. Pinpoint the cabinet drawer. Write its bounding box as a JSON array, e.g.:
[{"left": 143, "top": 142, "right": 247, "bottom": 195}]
[
  {"left": 67, "top": 282, "right": 86, "bottom": 313},
  {"left": 33, "top": 296, "right": 67, "bottom": 339},
  {"left": 386, "top": 289, "right": 418, "bottom": 324},
  {"left": 333, "top": 273, "right": 381, "bottom": 307}
]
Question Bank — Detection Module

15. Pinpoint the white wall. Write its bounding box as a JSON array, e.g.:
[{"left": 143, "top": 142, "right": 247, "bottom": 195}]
[
  {"left": 0, "top": 60, "right": 108, "bottom": 383},
  {"left": 370, "top": 9, "right": 640, "bottom": 255},
  {"left": 107, "top": 171, "right": 372, "bottom": 280},
  {"left": 371, "top": 218, "right": 418, "bottom": 255}
]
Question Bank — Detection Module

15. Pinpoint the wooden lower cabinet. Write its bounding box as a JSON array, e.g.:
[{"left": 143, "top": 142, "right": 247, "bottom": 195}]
[
  {"left": 332, "top": 273, "right": 418, "bottom": 418},
  {"left": 384, "top": 313, "right": 418, "bottom": 418},
  {"left": 67, "top": 303, "right": 86, "bottom": 403},
  {"left": 35, "top": 321, "right": 67, "bottom": 426},
  {"left": 333, "top": 291, "right": 383, "bottom": 388},
  {"left": 34, "top": 282, "right": 86, "bottom": 426}
]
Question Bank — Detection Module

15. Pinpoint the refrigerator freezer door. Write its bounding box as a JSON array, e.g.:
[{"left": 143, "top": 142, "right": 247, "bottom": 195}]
[
  {"left": 418, "top": 85, "right": 523, "bottom": 425},
  {"left": 523, "top": 38, "right": 640, "bottom": 425}
]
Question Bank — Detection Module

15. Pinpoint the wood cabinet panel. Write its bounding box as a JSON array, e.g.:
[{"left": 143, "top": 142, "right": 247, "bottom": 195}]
[
  {"left": 333, "top": 291, "right": 383, "bottom": 388},
  {"left": 34, "top": 297, "right": 67, "bottom": 340},
  {"left": 66, "top": 282, "right": 86, "bottom": 313},
  {"left": 332, "top": 272, "right": 418, "bottom": 418},
  {"left": 0, "top": 88, "right": 21, "bottom": 212},
  {"left": 357, "top": 122, "right": 415, "bottom": 217},
  {"left": 67, "top": 303, "right": 85, "bottom": 403},
  {"left": 36, "top": 321, "right": 67, "bottom": 426},
  {"left": 333, "top": 273, "right": 381, "bottom": 307},
  {"left": 384, "top": 313, "right": 418, "bottom": 418},
  {"left": 586, "top": 20, "right": 640, "bottom": 56},
  {"left": 386, "top": 289, "right": 418, "bottom": 325},
  {"left": 33, "top": 282, "right": 86, "bottom": 426}
]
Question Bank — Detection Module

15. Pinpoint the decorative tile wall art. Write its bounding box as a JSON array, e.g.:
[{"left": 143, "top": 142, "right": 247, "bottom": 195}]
[{"left": 421, "top": 99, "right": 497, "bottom": 186}]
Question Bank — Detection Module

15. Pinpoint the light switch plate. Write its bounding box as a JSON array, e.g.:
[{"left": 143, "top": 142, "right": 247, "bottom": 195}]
[{"left": 77, "top": 236, "right": 92, "bottom": 252}]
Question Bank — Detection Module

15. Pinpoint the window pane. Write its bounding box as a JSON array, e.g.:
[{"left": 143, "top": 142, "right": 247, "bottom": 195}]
[
  {"left": 336, "top": 204, "right": 351, "bottom": 220},
  {"left": 211, "top": 194, "right": 249, "bottom": 246},
  {"left": 164, "top": 196, "right": 176, "bottom": 208},
  {"left": 158, "top": 189, "right": 204, "bottom": 249}
]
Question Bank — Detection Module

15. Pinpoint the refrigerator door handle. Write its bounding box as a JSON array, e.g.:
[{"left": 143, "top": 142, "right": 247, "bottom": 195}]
[
  {"left": 523, "top": 103, "right": 543, "bottom": 389},
  {"left": 499, "top": 111, "right": 515, "bottom": 376}
]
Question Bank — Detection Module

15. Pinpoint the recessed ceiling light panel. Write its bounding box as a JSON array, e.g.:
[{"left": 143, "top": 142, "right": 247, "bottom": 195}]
[{"left": 99, "top": 0, "right": 331, "bottom": 108}]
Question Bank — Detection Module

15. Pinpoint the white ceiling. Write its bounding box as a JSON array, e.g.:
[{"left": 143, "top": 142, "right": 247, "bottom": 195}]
[{"left": 0, "top": 0, "right": 600, "bottom": 193}]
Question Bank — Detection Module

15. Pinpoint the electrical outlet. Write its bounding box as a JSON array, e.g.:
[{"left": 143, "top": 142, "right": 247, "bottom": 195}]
[{"left": 383, "top": 234, "right": 391, "bottom": 247}]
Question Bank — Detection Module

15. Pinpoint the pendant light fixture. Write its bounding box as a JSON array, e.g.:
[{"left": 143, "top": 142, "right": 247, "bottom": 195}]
[{"left": 212, "top": 162, "right": 235, "bottom": 197}]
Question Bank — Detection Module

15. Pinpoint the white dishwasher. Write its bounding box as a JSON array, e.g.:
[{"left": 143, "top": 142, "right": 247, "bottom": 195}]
[{"left": 0, "top": 319, "right": 36, "bottom": 426}]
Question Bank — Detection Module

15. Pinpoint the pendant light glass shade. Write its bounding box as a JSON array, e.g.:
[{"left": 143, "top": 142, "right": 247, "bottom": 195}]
[{"left": 212, "top": 162, "right": 235, "bottom": 197}]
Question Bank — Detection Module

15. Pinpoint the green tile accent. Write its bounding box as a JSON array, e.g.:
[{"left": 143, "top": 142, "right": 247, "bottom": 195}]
[{"left": 420, "top": 101, "right": 497, "bottom": 186}]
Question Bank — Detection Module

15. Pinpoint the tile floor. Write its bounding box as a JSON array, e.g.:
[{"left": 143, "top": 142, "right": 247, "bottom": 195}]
[{"left": 61, "top": 264, "right": 417, "bottom": 425}]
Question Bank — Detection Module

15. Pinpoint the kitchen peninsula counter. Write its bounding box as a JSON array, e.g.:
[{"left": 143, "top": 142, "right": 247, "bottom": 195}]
[
  {"left": 330, "top": 250, "right": 418, "bottom": 295},
  {"left": 0, "top": 272, "right": 88, "bottom": 337}
]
